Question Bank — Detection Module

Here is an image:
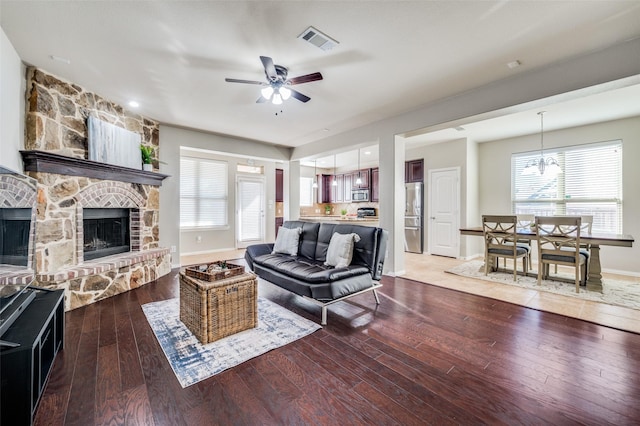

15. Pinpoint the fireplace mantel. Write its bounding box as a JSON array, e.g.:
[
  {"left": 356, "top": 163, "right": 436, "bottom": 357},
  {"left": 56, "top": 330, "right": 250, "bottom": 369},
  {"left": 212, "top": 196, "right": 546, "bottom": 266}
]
[{"left": 21, "top": 150, "right": 169, "bottom": 186}]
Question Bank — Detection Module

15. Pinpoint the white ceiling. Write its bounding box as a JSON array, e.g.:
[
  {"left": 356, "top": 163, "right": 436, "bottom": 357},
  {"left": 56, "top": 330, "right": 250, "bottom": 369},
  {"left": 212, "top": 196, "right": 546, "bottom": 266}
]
[{"left": 2, "top": 1, "right": 640, "bottom": 157}]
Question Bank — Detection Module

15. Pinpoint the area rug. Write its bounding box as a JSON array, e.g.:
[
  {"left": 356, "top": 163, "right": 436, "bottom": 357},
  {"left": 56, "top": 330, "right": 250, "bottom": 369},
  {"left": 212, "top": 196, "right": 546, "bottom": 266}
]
[
  {"left": 447, "top": 260, "right": 640, "bottom": 311},
  {"left": 142, "top": 297, "right": 321, "bottom": 387}
]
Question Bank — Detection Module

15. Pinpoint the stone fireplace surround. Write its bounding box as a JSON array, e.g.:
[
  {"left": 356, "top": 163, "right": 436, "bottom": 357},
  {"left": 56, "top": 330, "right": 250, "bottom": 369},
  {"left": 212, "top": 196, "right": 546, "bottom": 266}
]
[{"left": 19, "top": 66, "right": 171, "bottom": 311}]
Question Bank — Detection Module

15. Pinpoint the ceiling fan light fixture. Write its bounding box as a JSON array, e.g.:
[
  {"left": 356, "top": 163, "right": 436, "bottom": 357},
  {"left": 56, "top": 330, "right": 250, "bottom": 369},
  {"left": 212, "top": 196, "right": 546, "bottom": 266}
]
[
  {"left": 272, "top": 93, "right": 283, "bottom": 105},
  {"left": 261, "top": 86, "right": 274, "bottom": 99},
  {"left": 279, "top": 86, "right": 291, "bottom": 100}
]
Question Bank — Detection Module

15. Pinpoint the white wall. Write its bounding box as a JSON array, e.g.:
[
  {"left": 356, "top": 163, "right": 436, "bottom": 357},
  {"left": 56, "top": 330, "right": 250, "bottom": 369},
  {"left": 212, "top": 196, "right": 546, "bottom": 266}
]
[
  {"left": 478, "top": 116, "right": 640, "bottom": 275},
  {"left": 159, "top": 124, "right": 291, "bottom": 267},
  {"left": 0, "top": 27, "right": 25, "bottom": 172}
]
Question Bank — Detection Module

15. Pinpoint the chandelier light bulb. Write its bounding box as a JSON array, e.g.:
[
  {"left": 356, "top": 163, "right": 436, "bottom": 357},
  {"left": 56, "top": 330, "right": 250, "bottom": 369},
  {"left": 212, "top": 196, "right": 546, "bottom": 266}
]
[
  {"left": 261, "top": 86, "right": 274, "bottom": 99},
  {"left": 279, "top": 86, "right": 291, "bottom": 100}
]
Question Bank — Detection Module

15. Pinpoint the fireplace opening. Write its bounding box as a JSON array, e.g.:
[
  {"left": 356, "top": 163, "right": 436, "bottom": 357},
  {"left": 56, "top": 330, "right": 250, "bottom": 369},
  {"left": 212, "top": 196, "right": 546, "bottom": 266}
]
[
  {"left": 0, "top": 208, "right": 32, "bottom": 267},
  {"left": 83, "top": 208, "right": 130, "bottom": 261}
]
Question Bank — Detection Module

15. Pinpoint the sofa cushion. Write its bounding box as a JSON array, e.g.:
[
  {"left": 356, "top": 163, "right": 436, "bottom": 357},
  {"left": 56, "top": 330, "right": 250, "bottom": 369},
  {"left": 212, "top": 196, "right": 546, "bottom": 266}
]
[
  {"left": 272, "top": 226, "right": 302, "bottom": 256},
  {"left": 282, "top": 221, "right": 321, "bottom": 260},
  {"left": 253, "top": 253, "right": 370, "bottom": 284},
  {"left": 325, "top": 232, "right": 361, "bottom": 267}
]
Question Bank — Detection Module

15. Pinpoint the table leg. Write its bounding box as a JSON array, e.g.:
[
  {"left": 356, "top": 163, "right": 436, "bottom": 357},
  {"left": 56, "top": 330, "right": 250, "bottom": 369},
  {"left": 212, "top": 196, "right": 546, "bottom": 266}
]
[{"left": 586, "top": 244, "right": 603, "bottom": 293}]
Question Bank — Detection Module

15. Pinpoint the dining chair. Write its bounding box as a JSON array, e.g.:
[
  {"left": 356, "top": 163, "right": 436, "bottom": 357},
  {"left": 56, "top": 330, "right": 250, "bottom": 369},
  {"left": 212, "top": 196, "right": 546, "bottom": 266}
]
[
  {"left": 516, "top": 214, "right": 535, "bottom": 270},
  {"left": 553, "top": 214, "right": 593, "bottom": 274},
  {"left": 535, "top": 216, "right": 588, "bottom": 293},
  {"left": 482, "top": 215, "right": 530, "bottom": 281}
]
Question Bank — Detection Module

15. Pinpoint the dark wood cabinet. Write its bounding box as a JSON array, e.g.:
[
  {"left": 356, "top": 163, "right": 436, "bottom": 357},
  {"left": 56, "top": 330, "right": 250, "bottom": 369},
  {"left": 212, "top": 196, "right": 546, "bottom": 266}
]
[
  {"left": 275, "top": 168, "right": 283, "bottom": 202},
  {"left": 1, "top": 288, "right": 65, "bottom": 426},
  {"left": 318, "top": 174, "right": 332, "bottom": 203},
  {"left": 329, "top": 174, "right": 344, "bottom": 203},
  {"left": 405, "top": 159, "right": 424, "bottom": 183},
  {"left": 350, "top": 169, "right": 370, "bottom": 189},
  {"left": 275, "top": 217, "right": 284, "bottom": 236},
  {"left": 370, "top": 167, "right": 379, "bottom": 202}
]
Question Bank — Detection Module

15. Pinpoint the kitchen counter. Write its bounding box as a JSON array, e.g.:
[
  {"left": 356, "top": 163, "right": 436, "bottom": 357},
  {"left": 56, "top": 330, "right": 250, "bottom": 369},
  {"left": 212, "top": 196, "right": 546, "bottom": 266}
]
[{"left": 298, "top": 216, "right": 379, "bottom": 226}]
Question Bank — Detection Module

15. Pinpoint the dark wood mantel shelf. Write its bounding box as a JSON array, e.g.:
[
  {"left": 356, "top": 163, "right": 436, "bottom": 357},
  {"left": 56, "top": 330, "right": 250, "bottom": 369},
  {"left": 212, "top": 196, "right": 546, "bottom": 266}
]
[{"left": 20, "top": 150, "right": 170, "bottom": 186}]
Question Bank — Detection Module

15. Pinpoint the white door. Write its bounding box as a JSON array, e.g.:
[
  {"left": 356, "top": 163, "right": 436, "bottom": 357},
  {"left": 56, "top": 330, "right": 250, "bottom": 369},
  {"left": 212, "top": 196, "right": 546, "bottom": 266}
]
[
  {"left": 428, "top": 167, "right": 460, "bottom": 258},
  {"left": 236, "top": 176, "right": 265, "bottom": 248}
]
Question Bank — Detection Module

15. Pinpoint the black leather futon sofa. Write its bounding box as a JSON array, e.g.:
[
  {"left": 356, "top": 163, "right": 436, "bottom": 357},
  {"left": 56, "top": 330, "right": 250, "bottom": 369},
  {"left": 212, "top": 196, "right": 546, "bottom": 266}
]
[{"left": 244, "top": 220, "right": 388, "bottom": 325}]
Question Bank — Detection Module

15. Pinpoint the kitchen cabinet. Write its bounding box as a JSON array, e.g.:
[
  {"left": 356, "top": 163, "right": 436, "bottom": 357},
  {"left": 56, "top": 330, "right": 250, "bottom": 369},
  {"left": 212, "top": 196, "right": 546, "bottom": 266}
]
[
  {"left": 343, "top": 173, "right": 353, "bottom": 201},
  {"left": 405, "top": 159, "right": 424, "bottom": 183},
  {"left": 350, "top": 169, "right": 370, "bottom": 189},
  {"left": 330, "top": 174, "right": 344, "bottom": 202},
  {"left": 1, "top": 289, "right": 65, "bottom": 426},
  {"left": 317, "top": 174, "right": 332, "bottom": 204},
  {"left": 275, "top": 217, "right": 284, "bottom": 236},
  {"left": 370, "top": 167, "right": 379, "bottom": 202},
  {"left": 275, "top": 168, "right": 283, "bottom": 202}
]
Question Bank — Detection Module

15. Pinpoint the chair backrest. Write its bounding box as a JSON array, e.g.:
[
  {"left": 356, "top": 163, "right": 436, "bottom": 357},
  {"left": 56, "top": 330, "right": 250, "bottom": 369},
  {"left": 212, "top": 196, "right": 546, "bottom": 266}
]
[
  {"left": 482, "top": 215, "right": 518, "bottom": 254},
  {"left": 535, "top": 216, "right": 582, "bottom": 258},
  {"left": 580, "top": 215, "right": 593, "bottom": 234},
  {"left": 516, "top": 214, "right": 535, "bottom": 229}
]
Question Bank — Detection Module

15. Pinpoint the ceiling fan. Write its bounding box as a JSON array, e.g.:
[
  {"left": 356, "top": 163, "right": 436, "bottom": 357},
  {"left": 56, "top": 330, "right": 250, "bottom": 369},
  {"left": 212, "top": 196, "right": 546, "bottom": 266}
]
[{"left": 225, "top": 56, "right": 323, "bottom": 105}]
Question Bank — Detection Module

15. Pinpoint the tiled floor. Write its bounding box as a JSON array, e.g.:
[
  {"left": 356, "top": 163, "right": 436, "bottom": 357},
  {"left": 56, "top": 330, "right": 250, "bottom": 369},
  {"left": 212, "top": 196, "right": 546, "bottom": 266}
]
[{"left": 182, "top": 250, "right": 640, "bottom": 334}]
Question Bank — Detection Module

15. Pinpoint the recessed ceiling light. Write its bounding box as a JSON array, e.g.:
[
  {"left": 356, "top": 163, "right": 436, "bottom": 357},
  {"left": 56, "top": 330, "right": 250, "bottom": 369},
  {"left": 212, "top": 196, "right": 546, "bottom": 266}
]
[
  {"left": 454, "top": 126, "right": 465, "bottom": 131},
  {"left": 364, "top": 151, "right": 371, "bottom": 155},
  {"left": 128, "top": 101, "right": 139, "bottom": 108},
  {"left": 50, "top": 55, "right": 70, "bottom": 64}
]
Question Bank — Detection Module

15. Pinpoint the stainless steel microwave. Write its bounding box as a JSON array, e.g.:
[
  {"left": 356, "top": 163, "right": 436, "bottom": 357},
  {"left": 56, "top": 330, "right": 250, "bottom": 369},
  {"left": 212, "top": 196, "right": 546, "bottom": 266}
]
[{"left": 351, "top": 189, "right": 369, "bottom": 202}]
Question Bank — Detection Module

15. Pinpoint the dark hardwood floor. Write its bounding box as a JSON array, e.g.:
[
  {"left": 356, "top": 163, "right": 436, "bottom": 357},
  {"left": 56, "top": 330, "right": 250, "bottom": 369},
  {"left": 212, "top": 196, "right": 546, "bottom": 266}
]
[{"left": 34, "top": 269, "right": 640, "bottom": 425}]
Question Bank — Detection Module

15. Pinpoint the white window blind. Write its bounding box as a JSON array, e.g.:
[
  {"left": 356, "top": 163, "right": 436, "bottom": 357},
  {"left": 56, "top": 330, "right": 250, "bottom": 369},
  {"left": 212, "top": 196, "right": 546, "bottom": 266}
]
[
  {"left": 180, "top": 156, "right": 228, "bottom": 228},
  {"left": 300, "top": 177, "right": 314, "bottom": 206},
  {"left": 512, "top": 140, "right": 622, "bottom": 233}
]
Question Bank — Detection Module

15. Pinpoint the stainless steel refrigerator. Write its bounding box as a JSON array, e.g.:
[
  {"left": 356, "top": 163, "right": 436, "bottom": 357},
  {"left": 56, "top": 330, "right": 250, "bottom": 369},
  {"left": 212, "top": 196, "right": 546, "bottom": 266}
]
[{"left": 404, "top": 182, "right": 423, "bottom": 253}]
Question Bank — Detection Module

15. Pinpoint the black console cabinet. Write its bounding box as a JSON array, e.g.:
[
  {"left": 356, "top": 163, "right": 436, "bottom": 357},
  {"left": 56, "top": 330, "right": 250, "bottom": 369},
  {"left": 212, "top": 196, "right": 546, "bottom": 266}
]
[{"left": 1, "top": 289, "right": 64, "bottom": 425}]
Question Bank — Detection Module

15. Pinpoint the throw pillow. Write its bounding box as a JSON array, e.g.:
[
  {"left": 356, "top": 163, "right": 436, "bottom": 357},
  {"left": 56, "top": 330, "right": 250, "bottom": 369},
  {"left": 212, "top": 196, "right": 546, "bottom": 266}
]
[
  {"left": 325, "top": 232, "right": 361, "bottom": 268},
  {"left": 272, "top": 227, "right": 302, "bottom": 256}
]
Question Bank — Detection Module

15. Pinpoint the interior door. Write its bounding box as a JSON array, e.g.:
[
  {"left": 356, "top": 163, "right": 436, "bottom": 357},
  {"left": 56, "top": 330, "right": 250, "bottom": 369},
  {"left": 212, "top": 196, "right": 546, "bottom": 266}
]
[
  {"left": 428, "top": 167, "right": 460, "bottom": 258},
  {"left": 236, "top": 175, "right": 265, "bottom": 248}
]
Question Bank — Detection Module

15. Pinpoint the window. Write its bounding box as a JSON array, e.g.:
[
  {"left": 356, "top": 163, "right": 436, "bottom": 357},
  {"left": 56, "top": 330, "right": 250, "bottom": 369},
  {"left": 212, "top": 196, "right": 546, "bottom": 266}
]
[
  {"left": 512, "top": 141, "right": 622, "bottom": 234},
  {"left": 180, "top": 156, "right": 228, "bottom": 228},
  {"left": 300, "top": 177, "right": 314, "bottom": 206}
]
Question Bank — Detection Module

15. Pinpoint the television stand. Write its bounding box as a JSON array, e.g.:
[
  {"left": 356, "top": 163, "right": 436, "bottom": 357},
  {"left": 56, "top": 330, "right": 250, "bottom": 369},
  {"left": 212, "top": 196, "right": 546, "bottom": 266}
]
[
  {"left": 0, "top": 288, "right": 37, "bottom": 348},
  {"left": 0, "top": 288, "right": 64, "bottom": 425}
]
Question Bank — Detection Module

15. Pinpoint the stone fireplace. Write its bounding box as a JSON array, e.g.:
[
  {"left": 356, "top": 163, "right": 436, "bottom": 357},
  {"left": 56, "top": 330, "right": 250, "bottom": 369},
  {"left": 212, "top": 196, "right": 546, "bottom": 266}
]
[
  {"left": 20, "top": 67, "right": 171, "bottom": 310},
  {"left": 82, "top": 208, "right": 131, "bottom": 261},
  {"left": 0, "top": 171, "right": 37, "bottom": 285}
]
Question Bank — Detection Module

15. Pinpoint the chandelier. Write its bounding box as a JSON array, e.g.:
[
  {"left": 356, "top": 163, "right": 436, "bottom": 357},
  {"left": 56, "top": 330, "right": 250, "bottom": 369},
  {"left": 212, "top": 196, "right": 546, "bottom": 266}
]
[{"left": 522, "top": 111, "right": 562, "bottom": 176}]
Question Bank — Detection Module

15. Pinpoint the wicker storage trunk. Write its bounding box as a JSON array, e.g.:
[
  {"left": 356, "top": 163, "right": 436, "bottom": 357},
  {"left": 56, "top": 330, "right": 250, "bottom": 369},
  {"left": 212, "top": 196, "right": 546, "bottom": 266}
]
[{"left": 179, "top": 270, "right": 258, "bottom": 344}]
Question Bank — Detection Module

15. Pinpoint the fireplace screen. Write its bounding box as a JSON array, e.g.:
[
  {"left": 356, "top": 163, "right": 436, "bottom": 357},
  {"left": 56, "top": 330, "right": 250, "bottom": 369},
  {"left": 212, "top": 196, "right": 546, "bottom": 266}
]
[
  {"left": 83, "top": 208, "right": 130, "bottom": 261},
  {"left": 0, "top": 208, "right": 32, "bottom": 267}
]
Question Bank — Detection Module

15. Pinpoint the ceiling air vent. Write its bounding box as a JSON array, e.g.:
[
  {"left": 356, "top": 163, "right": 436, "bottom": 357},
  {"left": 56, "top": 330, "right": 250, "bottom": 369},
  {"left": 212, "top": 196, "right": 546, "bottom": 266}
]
[{"left": 298, "top": 26, "right": 339, "bottom": 51}]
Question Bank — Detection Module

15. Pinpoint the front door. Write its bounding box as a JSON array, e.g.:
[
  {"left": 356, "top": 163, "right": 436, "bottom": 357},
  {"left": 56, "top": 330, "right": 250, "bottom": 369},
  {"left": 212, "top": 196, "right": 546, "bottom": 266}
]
[
  {"left": 428, "top": 167, "right": 460, "bottom": 258},
  {"left": 236, "top": 176, "right": 265, "bottom": 248}
]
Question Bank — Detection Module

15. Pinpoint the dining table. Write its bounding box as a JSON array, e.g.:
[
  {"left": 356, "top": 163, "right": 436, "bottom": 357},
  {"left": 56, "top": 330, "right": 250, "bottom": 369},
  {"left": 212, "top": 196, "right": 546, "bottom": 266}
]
[{"left": 459, "top": 226, "right": 635, "bottom": 292}]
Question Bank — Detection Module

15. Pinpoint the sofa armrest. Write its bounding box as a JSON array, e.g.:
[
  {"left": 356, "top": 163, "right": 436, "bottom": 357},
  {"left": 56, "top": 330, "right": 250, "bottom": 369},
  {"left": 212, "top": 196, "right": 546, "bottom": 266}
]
[{"left": 245, "top": 243, "right": 274, "bottom": 270}]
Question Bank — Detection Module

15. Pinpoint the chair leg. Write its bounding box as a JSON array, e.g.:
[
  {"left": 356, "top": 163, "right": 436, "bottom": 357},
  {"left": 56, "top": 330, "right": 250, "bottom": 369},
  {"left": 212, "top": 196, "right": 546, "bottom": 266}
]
[{"left": 537, "top": 262, "right": 542, "bottom": 286}]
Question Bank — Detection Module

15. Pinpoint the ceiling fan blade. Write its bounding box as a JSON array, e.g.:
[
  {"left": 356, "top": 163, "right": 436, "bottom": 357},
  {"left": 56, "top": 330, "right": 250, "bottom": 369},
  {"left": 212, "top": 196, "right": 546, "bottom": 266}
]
[
  {"left": 260, "top": 56, "right": 278, "bottom": 81},
  {"left": 290, "top": 89, "right": 311, "bottom": 103},
  {"left": 256, "top": 96, "right": 269, "bottom": 103},
  {"left": 225, "top": 78, "right": 265, "bottom": 85},
  {"left": 288, "top": 72, "right": 323, "bottom": 85}
]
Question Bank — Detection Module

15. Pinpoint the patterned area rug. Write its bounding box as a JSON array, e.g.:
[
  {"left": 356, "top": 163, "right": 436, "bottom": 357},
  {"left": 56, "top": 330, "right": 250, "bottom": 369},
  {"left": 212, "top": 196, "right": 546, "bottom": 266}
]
[
  {"left": 142, "top": 297, "right": 321, "bottom": 387},
  {"left": 447, "top": 260, "right": 640, "bottom": 311}
]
